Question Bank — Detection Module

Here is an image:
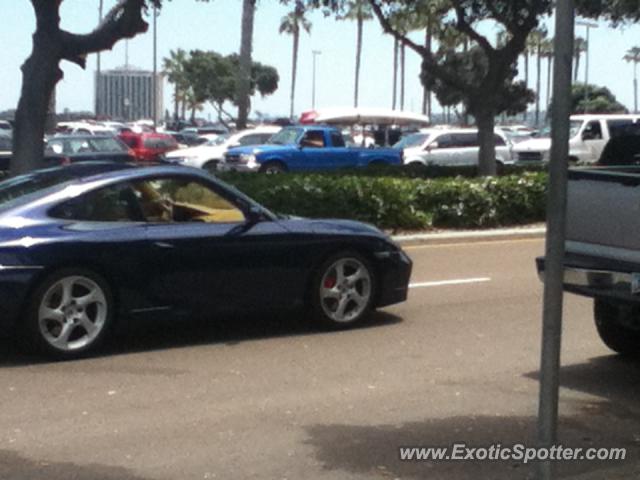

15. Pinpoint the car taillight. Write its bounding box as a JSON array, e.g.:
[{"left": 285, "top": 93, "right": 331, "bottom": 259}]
[{"left": 61, "top": 156, "right": 71, "bottom": 166}]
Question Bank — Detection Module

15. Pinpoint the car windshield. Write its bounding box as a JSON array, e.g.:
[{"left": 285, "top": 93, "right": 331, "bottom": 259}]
[
  {"left": 393, "top": 133, "right": 430, "bottom": 149},
  {"left": 206, "top": 134, "right": 230, "bottom": 146},
  {"left": 536, "top": 120, "right": 582, "bottom": 139},
  {"left": 47, "top": 137, "right": 128, "bottom": 155},
  {"left": 268, "top": 128, "right": 302, "bottom": 145}
]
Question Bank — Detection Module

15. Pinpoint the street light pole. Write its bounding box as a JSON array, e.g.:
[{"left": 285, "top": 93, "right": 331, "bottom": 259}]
[
  {"left": 576, "top": 20, "right": 598, "bottom": 112},
  {"left": 311, "top": 50, "right": 321, "bottom": 110},
  {"left": 152, "top": 4, "right": 158, "bottom": 129}
]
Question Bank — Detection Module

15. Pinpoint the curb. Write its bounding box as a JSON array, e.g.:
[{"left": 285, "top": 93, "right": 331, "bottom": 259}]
[{"left": 392, "top": 226, "right": 546, "bottom": 246}]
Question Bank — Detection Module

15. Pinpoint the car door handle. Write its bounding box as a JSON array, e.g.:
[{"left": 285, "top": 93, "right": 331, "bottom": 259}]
[{"left": 153, "top": 241, "right": 175, "bottom": 249}]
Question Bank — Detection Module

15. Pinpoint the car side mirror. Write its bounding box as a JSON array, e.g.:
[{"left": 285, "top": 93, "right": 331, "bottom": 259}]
[
  {"left": 246, "top": 205, "right": 264, "bottom": 224},
  {"left": 426, "top": 142, "right": 439, "bottom": 151}
]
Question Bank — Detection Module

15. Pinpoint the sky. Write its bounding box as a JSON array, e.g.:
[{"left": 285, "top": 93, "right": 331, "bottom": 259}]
[{"left": 3, "top": 1, "right": 640, "bottom": 123}]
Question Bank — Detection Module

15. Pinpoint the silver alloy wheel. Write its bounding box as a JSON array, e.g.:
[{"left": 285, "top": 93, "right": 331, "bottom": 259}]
[
  {"left": 38, "top": 275, "right": 108, "bottom": 352},
  {"left": 319, "top": 258, "right": 372, "bottom": 323}
]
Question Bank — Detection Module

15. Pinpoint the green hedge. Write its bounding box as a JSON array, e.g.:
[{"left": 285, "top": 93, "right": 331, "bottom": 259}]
[{"left": 218, "top": 171, "right": 548, "bottom": 231}]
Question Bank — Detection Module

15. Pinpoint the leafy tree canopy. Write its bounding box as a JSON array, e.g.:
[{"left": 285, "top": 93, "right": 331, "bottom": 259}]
[
  {"left": 575, "top": 0, "right": 640, "bottom": 24},
  {"left": 571, "top": 84, "right": 627, "bottom": 114},
  {"left": 179, "top": 50, "right": 279, "bottom": 125}
]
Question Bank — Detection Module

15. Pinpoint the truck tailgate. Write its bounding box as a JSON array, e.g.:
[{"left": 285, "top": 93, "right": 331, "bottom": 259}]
[{"left": 568, "top": 168, "right": 640, "bottom": 257}]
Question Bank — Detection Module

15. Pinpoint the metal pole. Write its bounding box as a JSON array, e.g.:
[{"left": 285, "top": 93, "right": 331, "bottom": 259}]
[
  {"left": 536, "top": 1, "right": 574, "bottom": 479},
  {"left": 152, "top": 5, "right": 158, "bottom": 128},
  {"left": 311, "top": 50, "right": 321, "bottom": 110}
]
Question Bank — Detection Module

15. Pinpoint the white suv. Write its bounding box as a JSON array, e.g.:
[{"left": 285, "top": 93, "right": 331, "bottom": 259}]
[
  {"left": 165, "top": 125, "right": 281, "bottom": 172},
  {"left": 395, "top": 128, "right": 513, "bottom": 169}
]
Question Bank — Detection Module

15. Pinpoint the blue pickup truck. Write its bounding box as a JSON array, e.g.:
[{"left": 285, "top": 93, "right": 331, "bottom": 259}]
[{"left": 220, "top": 125, "right": 402, "bottom": 173}]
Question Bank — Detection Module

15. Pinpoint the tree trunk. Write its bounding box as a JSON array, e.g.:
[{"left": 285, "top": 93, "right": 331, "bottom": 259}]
[
  {"left": 354, "top": 14, "right": 363, "bottom": 108},
  {"left": 535, "top": 40, "right": 542, "bottom": 126},
  {"left": 173, "top": 89, "right": 179, "bottom": 121},
  {"left": 45, "top": 87, "right": 57, "bottom": 134},
  {"left": 289, "top": 28, "right": 299, "bottom": 119},
  {"left": 422, "top": 23, "right": 432, "bottom": 117},
  {"left": 400, "top": 43, "right": 405, "bottom": 110},
  {"left": 475, "top": 110, "right": 497, "bottom": 177},
  {"left": 546, "top": 57, "right": 552, "bottom": 111},
  {"left": 13, "top": 30, "right": 62, "bottom": 175},
  {"left": 523, "top": 51, "right": 529, "bottom": 121},
  {"left": 574, "top": 51, "right": 580, "bottom": 83},
  {"left": 237, "top": 0, "right": 256, "bottom": 129},
  {"left": 392, "top": 39, "right": 398, "bottom": 109}
]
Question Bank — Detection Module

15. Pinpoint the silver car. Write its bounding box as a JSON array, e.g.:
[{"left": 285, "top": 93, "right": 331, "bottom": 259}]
[{"left": 396, "top": 128, "right": 514, "bottom": 169}]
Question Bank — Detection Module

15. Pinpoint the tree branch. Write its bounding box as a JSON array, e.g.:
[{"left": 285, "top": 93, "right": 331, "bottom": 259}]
[
  {"left": 368, "top": 0, "right": 470, "bottom": 93},
  {"left": 60, "top": 0, "right": 149, "bottom": 68},
  {"left": 451, "top": 0, "right": 495, "bottom": 55}
]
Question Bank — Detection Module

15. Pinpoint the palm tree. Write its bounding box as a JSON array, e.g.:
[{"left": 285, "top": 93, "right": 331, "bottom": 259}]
[
  {"left": 163, "top": 48, "right": 188, "bottom": 122},
  {"left": 279, "top": 1, "right": 312, "bottom": 119},
  {"left": 573, "top": 36, "right": 587, "bottom": 83},
  {"left": 539, "top": 38, "right": 554, "bottom": 112},
  {"left": 237, "top": 0, "right": 257, "bottom": 129},
  {"left": 624, "top": 46, "right": 640, "bottom": 113},
  {"left": 528, "top": 28, "right": 547, "bottom": 126},
  {"left": 338, "top": 1, "right": 372, "bottom": 107}
]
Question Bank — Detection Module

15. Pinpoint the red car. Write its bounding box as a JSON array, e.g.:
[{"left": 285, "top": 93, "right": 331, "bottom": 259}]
[{"left": 118, "top": 132, "right": 178, "bottom": 162}]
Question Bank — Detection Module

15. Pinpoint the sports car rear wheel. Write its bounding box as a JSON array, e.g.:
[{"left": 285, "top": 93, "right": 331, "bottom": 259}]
[
  {"left": 24, "top": 269, "right": 113, "bottom": 359},
  {"left": 312, "top": 252, "right": 375, "bottom": 328}
]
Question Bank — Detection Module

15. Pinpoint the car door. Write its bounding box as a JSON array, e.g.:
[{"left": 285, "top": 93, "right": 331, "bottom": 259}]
[
  {"left": 299, "top": 129, "right": 340, "bottom": 170},
  {"left": 135, "top": 176, "right": 295, "bottom": 312},
  {"left": 450, "top": 132, "right": 478, "bottom": 166},
  {"left": 424, "top": 133, "right": 455, "bottom": 165},
  {"left": 581, "top": 120, "right": 607, "bottom": 162}
]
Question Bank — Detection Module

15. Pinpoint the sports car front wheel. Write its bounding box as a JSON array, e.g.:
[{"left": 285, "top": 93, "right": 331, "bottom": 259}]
[
  {"left": 312, "top": 252, "right": 375, "bottom": 328},
  {"left": 23, "top": 269, "right": 114, "bottom": 359}
]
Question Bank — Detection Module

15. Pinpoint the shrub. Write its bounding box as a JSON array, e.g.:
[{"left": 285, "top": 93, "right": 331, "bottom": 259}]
[{"left": 217, "top": 171, "right": 547, "bottom": 231}]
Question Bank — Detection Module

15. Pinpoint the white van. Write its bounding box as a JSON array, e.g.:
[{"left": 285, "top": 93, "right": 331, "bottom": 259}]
[
  {"left": 394, "top": 128, "right": 513, "bottom": 168},
  {"left": 513, "top": 114, "right": 640, "bottom": 164}
]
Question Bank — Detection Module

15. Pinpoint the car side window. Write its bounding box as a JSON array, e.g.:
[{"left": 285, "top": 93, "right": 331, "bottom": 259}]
[
  {"left": 453, "top": 133, "right": 478, "bottom": 147},
  {"left": 237, "top": 134, "right": 264, "bottom": 146},
  {"left": 433, "top": 134, "right": 453, "bottom": 149},
  {"left": 50, "top": 183, "right": 144, "bottom": 222},
  {"left": 607, "top": 120, "right": 636, "bottom": 138},
  {"left": 300, "top": 131, "right": 326, "bottom": 148},
  {"left": 330, "top": 131, "right": 346, "bottom": 147},
  {"left": 132, "top": 177, "right": 246, "bottom": 224},
  {"left": 583, "top": 121, "right": 603, "bottom": 140}
]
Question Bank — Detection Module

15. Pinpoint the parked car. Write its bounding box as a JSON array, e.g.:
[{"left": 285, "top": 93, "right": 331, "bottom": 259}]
[
  {"left": 45, "top": 135, "right": 135, "bottom": 166},
  {"left": 0, "top": 134, "right": 11, "bottom": 172},
  {"left": 118, "top": 131, "right": 179, "bottom": 162},
  {"left": 536, "top": 166, "right": 640, "bottom": 355},
  {"left": 55, "top": 122, "right": 116, "bottom": 136},
  {"left": 395, "top": 128, "right": 513, "bottom": 169},
  {"left": 222, "top": 125, "right": 402, "bottom": 173},
  {"left": 514, "top": 114, "right": 640, "bottom": 164},
  {"left": 166, "top": 126, "right": 281, "bottom": 172},
  {"left": 0, "top": 163, "right": 412, "bottom": 359}
]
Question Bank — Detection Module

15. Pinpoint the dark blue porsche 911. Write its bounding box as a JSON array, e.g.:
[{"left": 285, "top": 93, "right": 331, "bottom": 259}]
[{"left": 0, "top": 163, "right": 412, "bottom": 359}]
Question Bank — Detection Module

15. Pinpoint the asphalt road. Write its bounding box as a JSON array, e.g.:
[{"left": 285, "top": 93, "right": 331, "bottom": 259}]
[{"left": 0, "top": 238, "right": 639, "bottom": 480}]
